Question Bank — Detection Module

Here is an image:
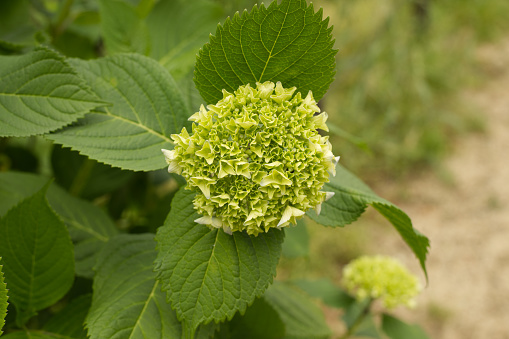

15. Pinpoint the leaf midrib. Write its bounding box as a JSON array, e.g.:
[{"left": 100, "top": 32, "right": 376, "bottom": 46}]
[
  {"left": 0, "top": 92, "right": 104, "bottom": 104},
  {"left": 128, "top": 280, "right": 159, "bottom": 339},
  {"left": 257, "top": 4, "right": 289, "bottom": 82},
  {"left": 102, "top": 109, "right": 173, "bottom": 144}
]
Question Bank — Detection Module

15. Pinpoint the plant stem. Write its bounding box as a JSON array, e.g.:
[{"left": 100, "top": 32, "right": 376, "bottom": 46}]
[
  {"left": 52, "top": 0, "right": 74, "bottom": 38},
  {"left": 181, "top": 322, "right": 196, "bottom": 339},
  {"left": 339, "top": 299, "right": 373, "bottom": 339}
]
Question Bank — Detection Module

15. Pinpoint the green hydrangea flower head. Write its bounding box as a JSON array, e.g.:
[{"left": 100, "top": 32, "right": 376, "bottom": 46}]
[
  {"left": 162, "top": 81, "right": 339, "bottom": 236},
  {"left": 342, "top": 255, "right": 421, "bottom": 309}
]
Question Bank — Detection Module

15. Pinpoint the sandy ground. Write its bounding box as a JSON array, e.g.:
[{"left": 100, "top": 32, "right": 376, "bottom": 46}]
[{"left": 372, "top": 37, "right": 509, "bottom": 339}]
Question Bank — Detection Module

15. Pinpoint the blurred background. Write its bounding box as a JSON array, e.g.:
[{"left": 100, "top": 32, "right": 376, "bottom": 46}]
[
  {"left": 1, "top": 0, "right": 509, "bottom": 337},
  {"left": 280, "top": 1, "right": 509, "bottom": 338}
]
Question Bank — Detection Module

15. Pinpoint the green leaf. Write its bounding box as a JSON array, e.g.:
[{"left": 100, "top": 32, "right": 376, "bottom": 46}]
[
  {"left": 227, "top": 298, "right": 285, "bottom": 339},
  {"left": 86, "top": 234, "right": 182, "bottom": 339},
  {"left": 154, "top": 187, "right": 284, "bottom": 334},
  {"left": 0, "top": 259, "right": 8, "bottom": 336},
  {"left": 147, "top": 0, "right": 224, "bottom": 81},
  {"left": 0, "top": 0, "right": 38, "bottom": 52},
  {"left": 0, "top": 47, "right": 105, "bottom": 137},
  {"left": 307, "top": 165, "right": 430, "bottom": 277},
  {"left": 0, "top": 172, "right": 119, "bottom": 278},
  {"left": 51, "top": 145, "right": 133, "bottom": 199},
  {"left": 47, "top": 53, "right": 191, "bottom": 171},
  {"left": 0, "top": 184, "right": 74, "bottom": 326},
  {"left": 52, "top": 30, "right": 98, "bottom": 60},
  {"left": 99, "top": 0, "right": 150, "bottom": 55},
  {"left": 281, "top": 219, "right": 309, "bottom": 258},
  {"left": 381, "top": 313, "right": 429, "bottom": 339},
  {"left": 291, "top": 278, "right": 355, "bottom": 309},
  {"left": 352, "top": 314, "right": 380, "bottom": 339},
  {"left": 194, "top": 0, "right": 337, "bottom": 104},
  {"left": 43, "top": 294, "right": 91, "bottom": 339},
  {"left": 263, "top": 282, "right": 331, "bottom": 339}
]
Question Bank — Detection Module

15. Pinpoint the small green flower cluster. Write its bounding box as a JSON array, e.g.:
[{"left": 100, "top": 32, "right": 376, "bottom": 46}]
[
  {"left": 342, "top": 255, "right": 421, "bottom": 309},
  {"left": 163, "top": 81, "right": 338, "bottom": 235}
]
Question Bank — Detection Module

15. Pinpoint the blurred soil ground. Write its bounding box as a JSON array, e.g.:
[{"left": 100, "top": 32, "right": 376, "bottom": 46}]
[{"left": 371, "top": 36, "right": 509, "bottom": 339}]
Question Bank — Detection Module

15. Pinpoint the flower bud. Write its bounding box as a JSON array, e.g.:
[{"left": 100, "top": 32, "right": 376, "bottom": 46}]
[{"left": 342, "top": 255, "right": 421, "bottom": 309}]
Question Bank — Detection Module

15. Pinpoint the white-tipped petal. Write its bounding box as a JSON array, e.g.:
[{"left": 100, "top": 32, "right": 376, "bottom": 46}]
[
  {"left": 257, "top": 81, "right": 275, "bottom": 99},
  {"left": 315, "top": 203, "right": 322, "bottom": 215},
  {"left": 325, "top": 192, "right": 335, "bottom": 201},
  {"left": 311, "top": 112, "right": 329, "bottom": 131},
  {"left": 277, "top": 206, "right": 305, "bottom": 227},
  {"left": 166, "top": 161, "right": 181, "bottom": 174},
  {"left": 161, "top": 149, "right": 176, "bottom": 163},
  {"left": 195, "top": 216, "right": 223, "bottom": 229},
  {"left": 277, "top": 206, "right": 293, "bottom": 227},
  {"left": 195, "top": 216, "right": 214, "bottom": 226},
  {"left": 188, "top": 105, "right": 207, "bottom": 122},
  {"left": 223, "top": 225, "right": 233, "bottom": 235}
]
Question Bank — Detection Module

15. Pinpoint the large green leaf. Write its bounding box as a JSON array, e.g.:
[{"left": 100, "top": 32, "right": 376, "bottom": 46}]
[
  {"left": 0, "top": 47, "right": 104, "bottom": 137},
  {"left": 43, "top": 294, "right": 91, "bottom": 339},
  {"left": 147, "top": 0, "right": 224, "bottom": 81},
  {"left": 0, "top": 260, "right": 7, "bottom": 336},
  {"left": 86, "top": 234, "right": 182, "bottom": 339},
  {"left": 263, "top": 282, "right": 331, "bottom": 339},
  {"left": 47, "top": 54, "right": 191, "bottom": 171},
  {"left": 98, "top": 0, "right": 150, "bottom": 55},
  {"left": 194, "top": 0, "right": 337, "bottom": 104},
  {"left": 0, "top": 184, "right": 75, "bottom": 326},
  {"left": 99, "top": 0, "right": 224, "bottom": 82},
  {"left": 0, "top": 172, "right": 119, "bottom": 278},
  {"left": 307, "top": 165, "right": 430, "bottom": 277},
  {"left": 154, "top": 187, "right": 284, "bottom": 335}
]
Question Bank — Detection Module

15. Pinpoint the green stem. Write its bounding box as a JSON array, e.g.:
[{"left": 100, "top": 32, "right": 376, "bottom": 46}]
[
  {"left": 181, "top": 321, "right": 196, "bottom": 339},
  {"left": 52, "top": 0, "right": 74, "bottom": 38},
  {"left": 339, "top": 299, "right": 373, "bottom": 339}
]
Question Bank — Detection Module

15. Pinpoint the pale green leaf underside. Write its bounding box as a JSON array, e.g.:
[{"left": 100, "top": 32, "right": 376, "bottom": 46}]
[
  {"left": 194, "top": 0, "right": 337, "bottom": 104},
  {"left": 147, "top": 0, "right": 224, "bottom": 81},
  {"left": 0, "top": 172, "right": 118, "bottom": 278},
  {"left": 154, "top": 187, "right": 284, "bottom": 332},
  {"left": 48, "top": 54, "right": 190, "bottom": 171},
  {"left": 0, "top": 185, "right": 74, "bottom": 326},
  {"left": 306, "top": 165, "right": 430, "bottom": 277},
  {"left": 99, "top": 0, "right": 150, "bottom": 55},
  {"left": 86, "top": 234, "right": 182, "bottom": 339},
  {"left": 264, "top": 282, "right": 331, "bottom": 339},
  {"left": 0, "top": 47, "right": 104, "bottom": 137},
  {"left": 0, "top": 261, "right": 7, "bottom": 336}
]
